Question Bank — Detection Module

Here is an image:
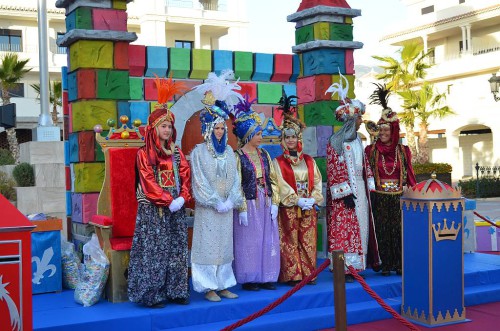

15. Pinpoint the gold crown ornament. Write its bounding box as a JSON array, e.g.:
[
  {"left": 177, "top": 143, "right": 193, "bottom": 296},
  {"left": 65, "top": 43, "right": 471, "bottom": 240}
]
[{"left": 94, "top": 115, "right": 145, "bottom": 148}]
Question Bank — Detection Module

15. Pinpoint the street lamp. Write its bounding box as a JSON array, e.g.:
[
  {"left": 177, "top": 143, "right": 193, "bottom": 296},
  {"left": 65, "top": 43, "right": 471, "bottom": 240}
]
[{"left": 489, "top": 73, "right": 500, "bottom": 102}]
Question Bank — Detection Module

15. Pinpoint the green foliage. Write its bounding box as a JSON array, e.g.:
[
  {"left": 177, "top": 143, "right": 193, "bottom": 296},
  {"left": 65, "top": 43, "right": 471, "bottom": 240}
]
[
  {"left": 458, "top": 177, "right": 500, "bottom": 198},
  {"left": 0, "top": 148, "right": 14, "bottom": 165},
  {"left": 0, "top": 171, "right": 16, "bottom": 201},
  {"left": 412, "top": 162, "right": 452, "bottom": 174},
  {"left": 12, "top": 162, "right": 35, "bottom": 187}
]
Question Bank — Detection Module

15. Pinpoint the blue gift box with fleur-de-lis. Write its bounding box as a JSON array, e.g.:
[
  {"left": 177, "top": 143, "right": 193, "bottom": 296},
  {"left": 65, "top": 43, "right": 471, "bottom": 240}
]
[{"left": 31, "top": 225, "right": 62, "bottom": 294}]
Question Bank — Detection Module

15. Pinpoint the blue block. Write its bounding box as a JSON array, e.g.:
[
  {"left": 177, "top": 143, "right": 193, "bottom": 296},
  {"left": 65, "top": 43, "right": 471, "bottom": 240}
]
[
  {"left": 283, "top": 84, "right": 297, "bottom": 99},
  {"left": 31, "top": 230, "right": 63, "bottom": 294},
  {"left": 64, "top": 141, "right": 70, "bottom": 166},
  {"left": 302, "top": 49, "right": 345, "bottom": 76},
  {"left": 290, "top": 54, "right": 300, "bottom": 82},
  {"left": 145, "top": 46, "right": 169, "bottom": 77},
  {"left": 67, "top": 71, "right": 78, "bottom": 102},
  {"left": 213, "top": 50, "right": 233, "bottom": 76},
  {"left": 252, "top": 53, "right": 274, "bottom": 82},
  {"left": 61, "top": 66, "right": 68, "bottom": 90},
  {"left": 117, "top": 101, "right": 131, "bottom": 127},
  {"left": 68, "top": 133, "right": 79, "bottom": 163},
  {"left": 66, "top": 10, "right": 76, "bottom": 32},
  {"left": 260, "top": 144, "right": 283, "bottom": 160},
  {"left": 130, "top": 102, "right": 150, "bottom": 127},
  {"left": 66, "top": 191, "right": 72, "bottom": 216},
  {"left": 465, "top": 198, "right": 476, "bottom": 211}
]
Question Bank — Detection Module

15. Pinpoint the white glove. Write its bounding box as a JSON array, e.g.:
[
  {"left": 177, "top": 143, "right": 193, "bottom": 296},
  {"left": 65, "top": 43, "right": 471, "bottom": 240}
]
[
  {"left": 271, "top": 204, "right": 279, "bottom": 222},
  {"left": 175, "top": 196, "right": 185, "bottom": 208},
  {"left": 223, "top": 199, "right": 234, "bottom": 211},
  {"left": 305, "top": 198, "right": 315, "bottom": 210},
  {"left": 239, "top": 211, "right": 248, "bottom": 226},
  {"left": 216, "top": 201, "right": 228, "bottom": 213},
  {"left": 297, "top": 198, "right": 309, "bottom": 210},
  {"left": 169, "top": 199, "right": 181, "bottom": 213}
]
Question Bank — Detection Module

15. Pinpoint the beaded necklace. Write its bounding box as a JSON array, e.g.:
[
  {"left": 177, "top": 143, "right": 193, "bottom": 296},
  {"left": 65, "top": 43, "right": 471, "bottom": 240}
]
[
  {"left": 241, "top": 147, "right": 268, "bottom": 199},
  {"left": 381, "top": 148, "right": 399, "bottom": 176}
]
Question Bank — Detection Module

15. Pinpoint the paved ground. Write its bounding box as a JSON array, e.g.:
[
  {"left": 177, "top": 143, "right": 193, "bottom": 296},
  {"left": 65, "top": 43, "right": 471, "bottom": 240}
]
[{"left": 474, "top": 197, "right": 500, "bottom": 220}]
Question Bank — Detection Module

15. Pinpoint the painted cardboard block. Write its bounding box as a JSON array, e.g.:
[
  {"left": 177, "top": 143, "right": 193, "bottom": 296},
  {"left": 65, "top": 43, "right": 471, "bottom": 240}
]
[
  {"left": 96, "top": 70, "right": 130, "bottom": 99},
  {"left": 129, "top": 77, "right": 143, "bottom": 100},
  {"left": 65, "top": 167, "right": 71, "bottom": 191},
  {"left": 291, "top": 54, "right": 300, "bottom": 82},
  {"left": 297, "top": 104, "right": 304, "bottom": 125},
  {"left": 314, "top": 74, "right": 333, "bottom": 101},
  {"left": 68, "top": 69, "right": 96, "bottom": 101},
  {"left": 69, "top": 40, "right": 114, "bottom": 71},
  {"left": 71, "top": 193, "right": 99, "bottom": 224},
  {"left": 238, "top": 82, "right": 257, "bottom": 101},
  {"left": 68, "top": 133, "right": 79, "bottom": 163},
  {"left": 345, "top": 49, "right": 354, "bottom": 75},
  {"left": 114, "top": 42, "right": 129, "bottom": 70},
  {"left": 128, "top": 44, "right": 146, "bottom": 77},
  {"left": 61, "top": 66, "right": 68, "bottom": 90},
  {"left": 271, "top": 54, "right": 293, "bottom": 82},
  {"left": 71, "top": 193, "right": 82, "bottom": 222},
  {"left": 296, "top": 24, "right": 314, "bottom": 44},
  {"left": 78, "top": 131, "right": 96, "bottom": 162},
  {"left": 252, "top": 105, "right": 273, "bottom": 118},
  {"left": 66, "top": 7, "right": 92, "bottom": 31},
  {"left": 66, "top": 191, "right": 72, "bottom": 216},
  {"left": 213, "top": 50, "right": 233, "bottom": 75},
  {"left": 73, "top": 162, "right": 105, "bottom": 193},
  {"left": 62, "top": 91, "right": 69, "bottom": 115},
  {"left": 95, "top": 130, "right": 107, "bottom": 162},
  {"left": 273, "top": 107, "right": 283, "bottom": 127},
  {"left": 64, "top": 115, "right": 70, "bottom": 140},
  {"left": 190, "top": 49, "right": 212, "bottom": 80},
  {"left": 302, "top": 126, "right": 318, "bottom": 157},
  {"left": 113, "top": 0, "right": 127, "bottom": 10},
  {"left": 130, "top": 102, "right": 149, "bottom": 127},
  {"left": 117, "top": 101, "right": 131, "bottom": 127},
  {"left": 174, "top": 80, "right": 202, "bottom": 100},
  {"left": 71, "top": 100, "right": 117, "bottom": 132},
  {"left": 143, "top": 78, "right": 156, "bottom": 101},
  {"left": 296, "top": 76, "right": 315, "bottom": 104},
  {"left": 92, "top": 9, "right": 127, "bottom": 31},
  {"left": 252, "top": 53, "right": 273, "bottom": 82},
  {"left": 475, "top": 221, "right": 500, "bottom": 251},
  {"left": 234, "top": 51, "right": 253, "bottom": 81},
  {"left": 345, "top": 16, "right": 353, "bottom": 24},
  {"left": 64, "top": 141, "right": 70, "bottom": 166},
  {"left": 303, "top": 49, "right": 345, "bottom": 76},
  {"left": 330, "top": 23, "right": 353, "bottom": 41},
  {"left": 313, "top": 22, "right": 330, "bottom": 41},
  {"left": 330, "top": 74, "right": 355, "bottom": 99},
  {"left": 145, "top": 46, "right": 168, "bottom": 77},
  {"left": 283, "top": 84, "right": 297, "bottom": 100},
  {"left": 314, "top": 157, "right": 327, "bottom": 183},
  {"left": 316, "top": 125, "right": 333, "bottom": 157},
  {"left": 257, "top": 83, "right": 282, "bottom": 104},
  {"left": 304, "top": 101, "right": 340, "bottom": 126},
  {"left": 169, "top": 48, "right": 191, "bottom": 79}
]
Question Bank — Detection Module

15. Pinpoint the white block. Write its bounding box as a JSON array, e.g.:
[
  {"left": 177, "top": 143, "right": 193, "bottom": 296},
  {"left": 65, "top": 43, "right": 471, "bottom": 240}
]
[
  {"left": 34, "top": 163, "right": 66, "bottom": 188},
  {"left": 20, "top": 141, "right": 65, "bottom": 164}
]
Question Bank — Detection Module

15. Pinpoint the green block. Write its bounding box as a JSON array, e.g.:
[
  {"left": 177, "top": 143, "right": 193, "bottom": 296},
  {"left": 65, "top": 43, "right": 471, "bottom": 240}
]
[
  {"left": 129, "top": 77, "right": 143, "bottom": 100},
  {"left": 304, "top": 101, "right": 341, "bottom": 126},
  {"left": 190, "top": 49, "right": 212, "bottom": 80},
  {"left": 69, "top": 40, "right": 114, "bottom": 71},
  {"left": 257, "top": 83, "right": 282, "bottom": 104},
  {"left": 314, "top": 157, "right": 327, "bottom": 183},
  {"left": 295, "top": 25, "right": 314, "bottom": 44},
  {"left": 73, "top": 162, "right": 105, "bottom": 193},
  {"left": 75, "top": 7, "right": 92, "bottom": 30},
  {"left": 331, "top": 74, "right": 356, "bottom": 99},
  {"left": 169, "top": 48, "right": 191, "bottom": 79},
  {"left": 95, "top": 131, "right": 108, "bottom": 162},
  {"left": 234, "top": 51, "right": 253, "bottom": 81},
  {"left": 313, "top": 22, "right": 330, "bottom": 41},
  {"left": 330, "top": 23, "right": 353, "bottom": 41},
  {"left": 72, "top": 100, "right": 117, "bottom": 132},
  {"left": 96, "top": 70, "right": 130, "bottom": 99}
]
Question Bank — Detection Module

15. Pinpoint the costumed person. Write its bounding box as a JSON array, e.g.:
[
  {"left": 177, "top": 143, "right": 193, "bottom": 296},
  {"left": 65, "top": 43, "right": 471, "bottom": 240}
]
[
  {"left": 364, "top": 84, "right": 417, "bottom": 276},
  {"left": 232, "top": 95, "right": 281, "bottom": 291},
  {"left": 128, "top": 76, "right": 192, "bottom": 307},
  {"left": 273, "top": 92, "right": 324, "bottom": 286},
  {"left": 325, "top": 73, "right": 381, "bottom": 283},
  {"left": 189, "top": 71, "right": 244, "bottom": 302}
]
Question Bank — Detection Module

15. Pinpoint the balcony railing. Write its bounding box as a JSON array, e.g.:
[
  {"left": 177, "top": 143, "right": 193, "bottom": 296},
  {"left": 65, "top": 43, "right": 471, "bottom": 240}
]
[
  {"left": 0, "top": 43, "right": 22, "bottom": 52},
  {"left": 165, "top": 0, "right": 227, "bottom": 11}
]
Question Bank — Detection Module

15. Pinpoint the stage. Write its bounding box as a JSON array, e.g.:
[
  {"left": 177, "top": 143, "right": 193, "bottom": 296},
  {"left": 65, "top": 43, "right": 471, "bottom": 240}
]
[{"left": 33, "top": 253, "right": 500, "bottom": 331}]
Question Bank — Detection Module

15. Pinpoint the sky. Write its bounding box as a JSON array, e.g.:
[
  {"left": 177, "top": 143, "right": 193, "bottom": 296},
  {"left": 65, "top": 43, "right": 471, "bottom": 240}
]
[{"left": 246, "top": 0, "right": 409, "bottom": 67}]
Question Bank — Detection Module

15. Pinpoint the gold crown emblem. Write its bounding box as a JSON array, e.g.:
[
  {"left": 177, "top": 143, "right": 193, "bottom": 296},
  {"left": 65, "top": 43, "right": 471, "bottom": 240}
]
[
  {"left": 95, "top": 115, "right": 145, "bottom": 149},
  {"left": 432, "top": 218, "right": 461, "bottom": 242}
]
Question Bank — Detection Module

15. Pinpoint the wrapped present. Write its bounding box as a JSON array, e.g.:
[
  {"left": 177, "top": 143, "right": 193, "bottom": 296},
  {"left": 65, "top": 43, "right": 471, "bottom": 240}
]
[{"left": 475, "top": 220, "right": 500, "bottom": 251}]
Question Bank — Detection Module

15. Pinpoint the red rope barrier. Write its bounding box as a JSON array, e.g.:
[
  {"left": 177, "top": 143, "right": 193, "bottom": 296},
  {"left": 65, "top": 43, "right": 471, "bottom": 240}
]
[
  {"left": 220, "top": 259, "right": 330, "bottom": 331},
  {"left": 474, "top": 211, "right": 500, "bottom": 228},
  {"left": 346, "top": 265, "right": 420, "bottom": 331}
]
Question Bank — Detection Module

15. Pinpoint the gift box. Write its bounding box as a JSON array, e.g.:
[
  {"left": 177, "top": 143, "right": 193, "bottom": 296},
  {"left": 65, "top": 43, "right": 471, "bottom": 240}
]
[{"left": 475, "top": 220, "right": 500, "bottom": 251}]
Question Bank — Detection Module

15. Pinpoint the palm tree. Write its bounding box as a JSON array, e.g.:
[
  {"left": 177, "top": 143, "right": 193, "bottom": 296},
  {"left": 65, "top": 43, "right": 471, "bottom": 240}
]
[
  {"left": 31, "top": 80, "right": 62, "bottom": 125},
  {"left": 372, "top": 41, "right": 433, "bottom": 157},
  {"left": 0, "top": 53, "right": 32, "bottom": 164},
  {"left": 398, "top": 82, "right": 454, "bottom": 163}
]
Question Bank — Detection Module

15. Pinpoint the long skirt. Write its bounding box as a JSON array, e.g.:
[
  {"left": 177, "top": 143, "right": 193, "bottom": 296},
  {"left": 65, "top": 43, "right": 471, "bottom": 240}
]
[
  {"left": 233, "top": 188, "right": 280, "bottom": 283},
  {"left": 371, "top": 191, "right": 402, "bottom": 272},
  {"left": 127, "top": 203, "right": 189, "bottom": 306}
]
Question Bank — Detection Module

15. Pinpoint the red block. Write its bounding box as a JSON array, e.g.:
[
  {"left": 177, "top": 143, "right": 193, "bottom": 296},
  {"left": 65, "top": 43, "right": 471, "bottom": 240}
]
[
  {"left": 62, "top": 90, "right": 69, "bottom": 115},
  {"left": 314, "top": 75, "right": 333, "bottom": 101},
  {"left": 273, "top": 107, "right": 283, "bottom": 127},
  {"left": 129, "top": 44, "right": 146, "bottom": 77},
  {"left": 78, "top": 131, "right": 95, "bottom": 162},
  {"left": 298, "top": 0, "right": 350, "bottom": 11},
  {"left": 237, "top": 82, "right": 257, "bottom": 101},
  {"left": 92, "top": 9, "right": 128, "bottom": 31},
  {"left": 77, "top": 69, "right": 96, "bottom": 99},
  {"left": 114, "top": 42, "right": 129, "bottom": 70},
  {"left": 253, "top": 105, "right": 273, "bottom": 118},
  {"left": 271, "top": 54, "right": 293, "bottom": 82},
  {"left": 296, "top": 75, "right": 332, "bottom": 104},
  {"left": 65, "top": 166, "right": 71, "bottom": 190},
  {"left": 174, "top": 79, "right": 202, "bottom": 100},
  {"left": 345, "top": 49, "right": 354, "bottom": 75},
  {"left": 144, "top": 78, "right": 157, "bottom": 101}
]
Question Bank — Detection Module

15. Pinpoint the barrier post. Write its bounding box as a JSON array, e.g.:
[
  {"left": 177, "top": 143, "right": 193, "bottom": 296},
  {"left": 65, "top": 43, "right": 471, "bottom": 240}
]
[{"left": 332, "top": 250, "right": 347, "bottom": 331}]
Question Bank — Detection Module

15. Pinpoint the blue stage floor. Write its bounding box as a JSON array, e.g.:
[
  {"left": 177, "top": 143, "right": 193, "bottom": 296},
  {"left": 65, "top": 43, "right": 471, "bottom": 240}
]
[{"left": 33, "top": 253, "right": 500, "bottom": 331}]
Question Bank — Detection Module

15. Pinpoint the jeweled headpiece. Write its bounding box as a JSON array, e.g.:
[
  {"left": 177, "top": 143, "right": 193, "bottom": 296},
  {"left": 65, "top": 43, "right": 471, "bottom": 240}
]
[
  {"left": 325, "top": 72, "right": 365, "bottom": 122},
  {"left": 232, "top": 94, "right": 261, "bottom": 146}
]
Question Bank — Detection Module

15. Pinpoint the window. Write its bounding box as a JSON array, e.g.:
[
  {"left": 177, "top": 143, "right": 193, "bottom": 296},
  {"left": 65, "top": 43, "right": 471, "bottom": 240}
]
[
  {"left": 175, "top": 40, "right": 193, "bottom": 49},
  {"left": 0, "top": 83, "right": 24, "bottom": 98},
  {"left": 0, "top": 29, "right": 22, "bottom": 52},
  {"left": 421, "top": 5, "right": 434, "bottom": 15},
  {"left": 56, "top": 33, "right": 66, "bottom": 54},
  {"left": 428, "top": 48, "right": 435, "bottom": 65},
  {"left": 459, "top": 40, "right": 468, "bottom": 52},
  {"left": 459, "top": 0, "right": 465, "bottom": 4}
]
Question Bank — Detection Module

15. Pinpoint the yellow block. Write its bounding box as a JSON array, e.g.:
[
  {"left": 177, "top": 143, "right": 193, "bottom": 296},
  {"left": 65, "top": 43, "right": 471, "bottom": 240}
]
[
  {"left": 73, "top": 162, "right": 105, "bottom": 193},
  {"left": 330, "top": 74, "right": 356, "bottom": 100},
  {"left": 69, "top": 40, "right": 114, "bottom": 71},
  {"left": 72, "top": 100, "right": 117, "bottom": 132},
  {"left": 345, "top": 17, "right": 353, "bottom": 24},
  {"left": 297, "top": 104, "right": 305, "bottom": 122},
  {"left": 313, "top": 22, "right": 330, "bottom": 41},
  {"left": 112, "top": 0, "right": 127, "bottom": 10}
]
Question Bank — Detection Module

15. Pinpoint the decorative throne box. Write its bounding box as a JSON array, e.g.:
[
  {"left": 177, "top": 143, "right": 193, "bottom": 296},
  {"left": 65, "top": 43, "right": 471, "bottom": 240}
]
[{"left": 475, "top": 220, "right": 500, "bottom": 251}]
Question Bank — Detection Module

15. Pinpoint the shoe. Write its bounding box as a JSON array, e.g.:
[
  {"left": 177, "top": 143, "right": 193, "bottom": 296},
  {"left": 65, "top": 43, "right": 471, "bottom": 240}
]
[
  {"left": 259, "top": 282, "right": 277, "bottom": 290},
  {"left": 205, "top": 291, "right": 221, "bottom": 302},
  {"left": 345, "top": 274, "right": 355, "bottom": 283},
  {"left": 170, "top": 297, "right": 190, "bottom": 305},
  {"left": 149, "top": 302, "right": 165, "bottom": 308},
  {"left": 307, "top": 280, "right": 317, "bottom": 285},
  {"left": 381, "top": 270, "right": 391, "bottom": 277},
  {"left": 242, "top": 283, "right": 260, "bottom": 291},
  {"left": 286, "top": 280, "right": 300, "bottom": 287},
  {"left": 218, "top": 289, "right": 238, "bottom": 299}
]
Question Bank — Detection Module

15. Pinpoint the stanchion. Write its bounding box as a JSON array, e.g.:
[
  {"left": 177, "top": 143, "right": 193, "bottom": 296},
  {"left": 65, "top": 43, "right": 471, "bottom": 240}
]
[{"left": 331, "top": 250, "right": 347, "bottom": 331}]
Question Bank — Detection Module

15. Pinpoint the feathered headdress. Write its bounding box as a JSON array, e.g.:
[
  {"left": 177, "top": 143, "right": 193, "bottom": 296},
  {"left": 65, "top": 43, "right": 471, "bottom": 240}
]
[
  {"left": 232, "top": 94, "right": 262, "bottom": 146},
  {"left": 325, "top": 71, "right": 365, "bottom": 122},
  {"left": 192, "top": 69, "right": 242, "bottom": 109},
  {"left": 369, "top": 83, "right": 398, "bottom": 127},
  {"left": 277, "top": 90, "right": 304, "bottom": 138}
]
